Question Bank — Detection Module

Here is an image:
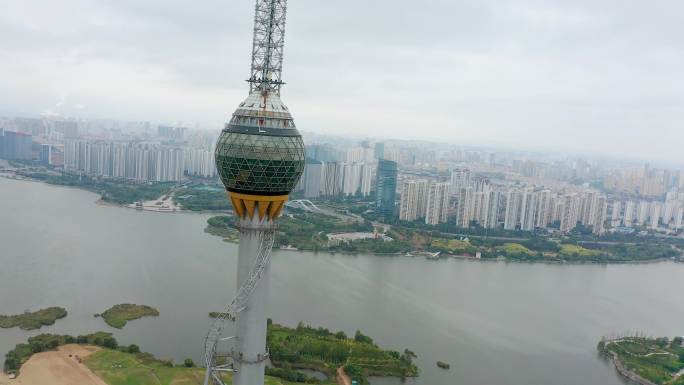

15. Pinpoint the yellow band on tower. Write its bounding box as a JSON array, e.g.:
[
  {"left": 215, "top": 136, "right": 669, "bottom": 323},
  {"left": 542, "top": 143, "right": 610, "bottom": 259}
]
[{"left": 228, "top": 192, "right": 289, "bottom": 220}]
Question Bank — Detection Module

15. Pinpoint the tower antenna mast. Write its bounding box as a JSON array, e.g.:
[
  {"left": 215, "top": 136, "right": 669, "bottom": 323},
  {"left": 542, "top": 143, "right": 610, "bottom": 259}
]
[{"left": 249, "top": 0, "right": 288, "bottom": 94}]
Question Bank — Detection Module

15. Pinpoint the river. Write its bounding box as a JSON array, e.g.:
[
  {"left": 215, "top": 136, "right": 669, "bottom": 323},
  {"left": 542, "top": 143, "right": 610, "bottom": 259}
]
[{"left": 1, "top": 177, "right": 683, "bottom": 385}]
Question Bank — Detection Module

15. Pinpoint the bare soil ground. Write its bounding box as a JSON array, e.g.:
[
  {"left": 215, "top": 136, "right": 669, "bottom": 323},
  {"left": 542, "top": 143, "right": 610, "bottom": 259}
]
[
  {"left": 336, "top": 367, "right": 351, "bottom": 385},
  {"left": 0, "top": 344, "right": 107, "bottom": 385}
]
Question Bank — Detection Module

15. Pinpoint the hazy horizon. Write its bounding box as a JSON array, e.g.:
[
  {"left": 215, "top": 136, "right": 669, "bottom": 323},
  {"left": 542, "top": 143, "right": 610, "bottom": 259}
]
[{"left": 1, "top": 0, "right": 683, "bottom": 163}]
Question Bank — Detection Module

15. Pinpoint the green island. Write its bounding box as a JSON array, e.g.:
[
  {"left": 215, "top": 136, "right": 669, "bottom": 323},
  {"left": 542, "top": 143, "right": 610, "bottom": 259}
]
[
  {"left": 3, "top": 332, "right": 299, "bottom": 385},
  {"left": 205, "top": 317, "right": 419, "bottom": 384},
  {"left": 598, "top": 336, "right": 684, "bottom": 385},
  {"left": 98, "top": 304, "right": 159, "bottom": 329},
  {"left": 267, "top": 321, "right": 418, "bottom": 385},
  {"left": 205, "top": 209, "right": 683, "bottom": 263},
  {"left": 0, "top": 307, "right": 67, "bottom": 330}
]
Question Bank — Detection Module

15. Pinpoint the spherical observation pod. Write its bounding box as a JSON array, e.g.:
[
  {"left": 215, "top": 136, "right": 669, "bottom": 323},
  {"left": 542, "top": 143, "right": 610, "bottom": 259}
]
[{"left": 215, "top": 90, "right": 305, "bottom": 220}]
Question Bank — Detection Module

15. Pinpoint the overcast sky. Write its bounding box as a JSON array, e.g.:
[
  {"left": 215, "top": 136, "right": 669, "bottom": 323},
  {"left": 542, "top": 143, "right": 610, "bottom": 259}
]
[{"left": 1, "top": 1, "right": 683, "bottom": 162}]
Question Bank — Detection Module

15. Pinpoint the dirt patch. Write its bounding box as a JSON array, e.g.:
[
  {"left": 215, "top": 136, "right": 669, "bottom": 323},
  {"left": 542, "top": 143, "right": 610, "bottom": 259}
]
[
  {"left": 336, "top": 367, "right": 351, "bottom": 385},
  {"left": 0, "top": 344, "right": 107, "bottom": 385}
]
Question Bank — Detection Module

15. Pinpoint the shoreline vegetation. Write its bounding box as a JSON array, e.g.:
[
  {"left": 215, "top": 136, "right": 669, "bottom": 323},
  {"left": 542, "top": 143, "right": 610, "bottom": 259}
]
[
  {"left": 97, "top": 304, "right": 159, "bottom": 329},
  {"left": 205, "top": 211, "right": 684, "bottom": 265},
  {"left": 266, "top": 321, "right": 418, "bottom": 385},
  {"left": 4, "top": 166, "right": 230, "bottom": 213},
  {"left": 598, "top": 336, "right": 684, "bottom": 385},
  {"left": 3, "top": 321, "right": 417, "bottom": 385},
  {"left": 0, "top": 307, "right": 67, "bottom": 331},
  {"left": 207, "top": 315, "right": 418, "bottom": 384},
  {"left": 3, "top": 333, "right": 293, "bottom": 385},
  {"left": 4, "top": 166, "right": 683, "bottom": 264}
]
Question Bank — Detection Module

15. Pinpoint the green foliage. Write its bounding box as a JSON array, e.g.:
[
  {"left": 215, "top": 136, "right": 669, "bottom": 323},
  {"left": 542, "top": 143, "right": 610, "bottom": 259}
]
[
  {"left": 173, "top": 185, "right": 232, "bottom": 211},
  {"left": 127, "top": 344, "right": 140, "bottom": 354},
  {"left": 268, "top": 322, "right": 418, "bottom": 384},
  {"left": 183, "top": 358, "right": 194, "bottom": 367},
  {"left": 100, "top": 304, "right": 159, "bottom": 329},
  {"left": 354, "top": 331, "right": 374, "bottom": 345},
  {"left": 0, "top": 307, "right": 67, "bottom": 330},
  {"left": 16, "top": 169, "right": 176, "bottom": 205},
  {"left": 102, "top": 337, "right": 118, "bottom": 349}
]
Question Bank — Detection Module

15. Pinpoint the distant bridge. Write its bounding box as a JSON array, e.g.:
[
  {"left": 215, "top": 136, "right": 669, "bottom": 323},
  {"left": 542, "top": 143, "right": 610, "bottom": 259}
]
[{"left": 285, "top": 199, "right": 323, "bottom": 213}]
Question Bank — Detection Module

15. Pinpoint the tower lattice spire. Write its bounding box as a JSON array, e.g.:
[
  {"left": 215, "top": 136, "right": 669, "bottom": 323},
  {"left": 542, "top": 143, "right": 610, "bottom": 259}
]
[{"left": 249, "top": 0, "right": 288, "bottom": 95}]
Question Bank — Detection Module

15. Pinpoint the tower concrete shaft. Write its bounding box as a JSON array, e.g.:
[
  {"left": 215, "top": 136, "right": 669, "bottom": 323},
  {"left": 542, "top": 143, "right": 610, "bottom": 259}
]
[{"left": 233, "top": 215, "right": 274, "bottom": 385}]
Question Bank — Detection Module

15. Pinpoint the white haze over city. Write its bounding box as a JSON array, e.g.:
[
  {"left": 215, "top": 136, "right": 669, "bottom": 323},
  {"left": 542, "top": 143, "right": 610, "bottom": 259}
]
[{"left": 0, "top": 0, "right": 683, "bottom": 162}]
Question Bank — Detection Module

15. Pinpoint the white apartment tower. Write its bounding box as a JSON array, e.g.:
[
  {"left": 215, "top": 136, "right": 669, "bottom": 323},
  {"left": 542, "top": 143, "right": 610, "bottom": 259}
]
[{"left": 425, "top": 182, "right": 450, "bottom": 225}]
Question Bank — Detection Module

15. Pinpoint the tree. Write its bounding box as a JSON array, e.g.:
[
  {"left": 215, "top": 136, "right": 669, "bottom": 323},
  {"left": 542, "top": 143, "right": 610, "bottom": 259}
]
[
  {"left": 184, "top": 358, "right": 195, "bottom": 367},
  {"left": 354, "top": 330, "right": 373, "bottom": 345},
  {"left": 46, "top": 339, "right": 59, "bottom": 349},
  {"left": 335, "top": 331, "right": 348, "bottom": 340},
  {"left": 127, "top": 344, "right": 140, "bottom": 354},
  {"left": 102, "top": 337, "right": 118, "bottom": 349},
  {"left": 672, "top": 336, "right": 683, "bottom": 347},
  {"left": 30, "top": 341, "right": 45, "bottom": 353}
]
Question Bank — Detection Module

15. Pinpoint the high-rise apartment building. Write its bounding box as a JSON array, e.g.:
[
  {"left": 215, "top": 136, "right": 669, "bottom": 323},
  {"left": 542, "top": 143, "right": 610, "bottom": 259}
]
[
  {"left": 425, "top": 182, "right": 450, "bottom": 225},
  {"left": 456, "top": 186, "right": 474, "bottom": 227},
  {"left": 450, "top": 168, "right": 471, "bottom": 194},
  {"left": 560, "top": 194, "right": 580, "bottom": 233},
  {"left": 535, "top": 190, "right": 553, "bottom": 228},
  {"left": 520, "top": 189, "right": 538, "bottom": 231},
  {"left": 504, "top": 190, "right": 522, "bottom": 230},
  {"left": 359, "top": 164, "right": 373, "bottom": 197},
  {"left": 64, "top": 140, "right": 185, "bottom": 182},
  {"left": 40, "top": 144, "right": 52, "bottom": 165},
  {"left": 302, "top": 159, "right": 324, "bottom": 198},
  {"left": 399, "top": 179, "right": 428, "bottom": 221}
]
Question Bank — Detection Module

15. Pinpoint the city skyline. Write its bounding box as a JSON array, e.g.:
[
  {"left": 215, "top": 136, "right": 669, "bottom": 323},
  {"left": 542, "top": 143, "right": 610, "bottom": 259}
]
[{"left": 2, "top": 1, "right": 683, "bottom": 163}]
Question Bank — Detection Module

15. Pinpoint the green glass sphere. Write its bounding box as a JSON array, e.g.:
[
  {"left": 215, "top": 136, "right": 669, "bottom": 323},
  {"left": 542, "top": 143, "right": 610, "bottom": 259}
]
[{"left": 215, "top": 91, "right": 305, "bottom": 196}]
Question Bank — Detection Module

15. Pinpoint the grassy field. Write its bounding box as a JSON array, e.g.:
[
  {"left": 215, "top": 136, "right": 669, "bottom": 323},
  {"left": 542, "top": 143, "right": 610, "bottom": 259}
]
[
  {"left": 600, "top": 337, "right": 684, "bottom": 385},
  {"left": 100, "top": 304, "right": 159, "bottom": 329},
  {"left": 85, "top": 349, "right": 302, "bottom": 385},
  {"left": 559, "top": 244, "right": 603, "bottom": 258},
  {"left": 0, "top": 307, "right": 67, "bottom": 330},
  {"left": 430, "top": 239, "right": 476, "bottom": 255},
  {"left": 498, "top": 243, "right": 536, "bottom": 256}
]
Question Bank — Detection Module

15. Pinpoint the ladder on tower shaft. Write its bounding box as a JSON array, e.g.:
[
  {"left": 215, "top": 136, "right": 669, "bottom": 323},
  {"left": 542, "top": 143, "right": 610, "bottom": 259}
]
[{"left": 203, "top": 229, "right": 275, "bottom": 385}]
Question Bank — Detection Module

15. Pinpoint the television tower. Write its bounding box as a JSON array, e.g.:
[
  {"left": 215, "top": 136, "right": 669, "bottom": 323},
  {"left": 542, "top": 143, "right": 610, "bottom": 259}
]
[{"left": 203, "top": 1, "right": 305, "bottom": 385}]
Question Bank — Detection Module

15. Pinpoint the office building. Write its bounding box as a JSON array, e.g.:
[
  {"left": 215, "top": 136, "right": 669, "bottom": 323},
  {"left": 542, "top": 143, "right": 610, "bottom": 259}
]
[{"left": 376, "top": 159, "right": 397, "bottom": 221}]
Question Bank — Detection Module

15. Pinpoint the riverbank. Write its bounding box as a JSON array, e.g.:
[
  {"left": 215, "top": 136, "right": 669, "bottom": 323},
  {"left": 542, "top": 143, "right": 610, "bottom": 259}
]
[
  {"left": 205, "top": 212, "right": 684, "bottom": 265},
  {"left": 0, "top": 173, "right": 225, "bottom": 215},
  {"left": 598, "top": 337, "right": 684, "bottom": 385}
]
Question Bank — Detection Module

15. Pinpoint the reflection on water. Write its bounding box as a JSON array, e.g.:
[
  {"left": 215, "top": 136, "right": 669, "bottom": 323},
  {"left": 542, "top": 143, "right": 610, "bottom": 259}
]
[{"left": 1, "top": 178, "right": 684, "bottom": 385}]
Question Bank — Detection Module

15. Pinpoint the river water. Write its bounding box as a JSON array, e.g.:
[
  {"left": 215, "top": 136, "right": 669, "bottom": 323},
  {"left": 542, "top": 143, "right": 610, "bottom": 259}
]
[{"left": 1, "top": 177, "right": 683, "bottom": 385}]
